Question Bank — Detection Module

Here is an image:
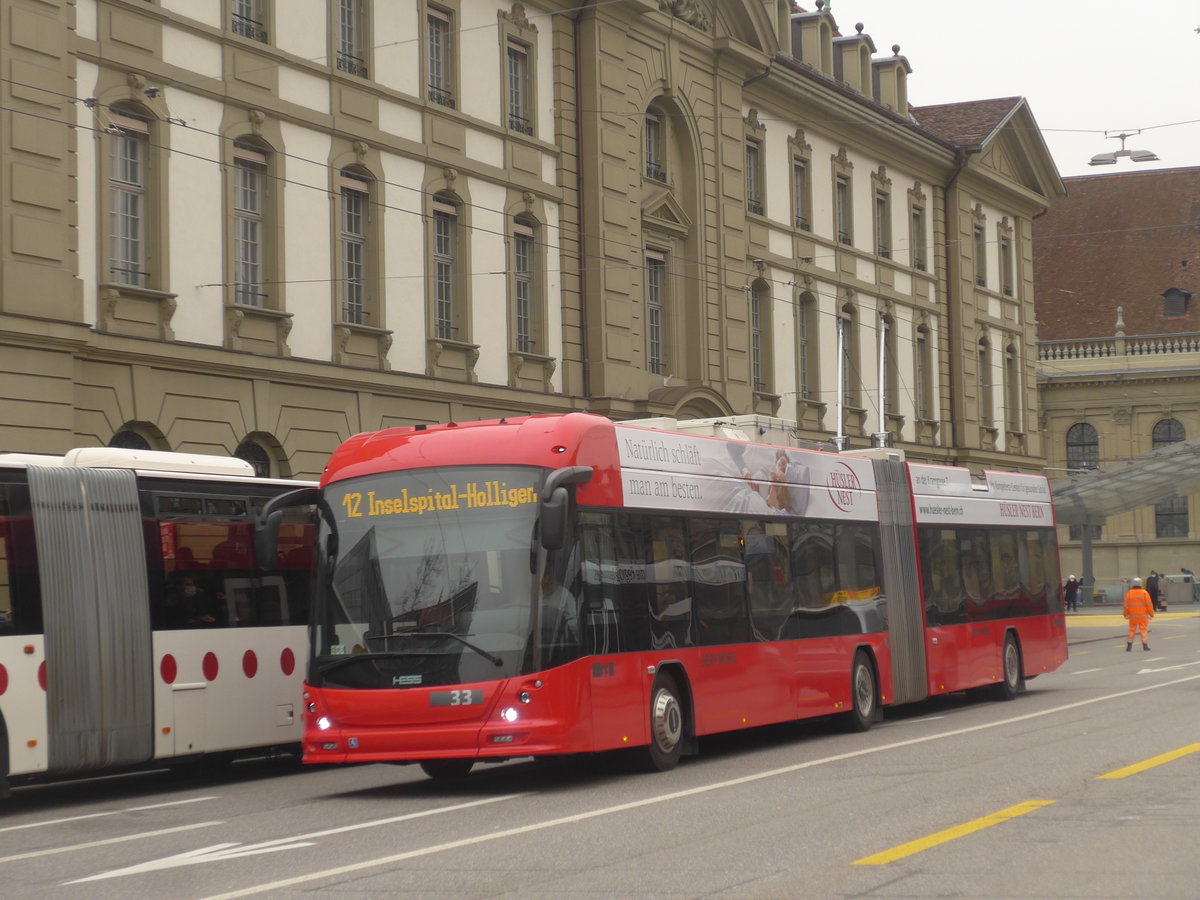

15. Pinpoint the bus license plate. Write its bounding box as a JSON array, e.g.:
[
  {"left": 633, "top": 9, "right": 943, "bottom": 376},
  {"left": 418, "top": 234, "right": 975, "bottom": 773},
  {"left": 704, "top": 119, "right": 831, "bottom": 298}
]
[{"left": 429, "top": 689, "right": 483, "bottom": 706}]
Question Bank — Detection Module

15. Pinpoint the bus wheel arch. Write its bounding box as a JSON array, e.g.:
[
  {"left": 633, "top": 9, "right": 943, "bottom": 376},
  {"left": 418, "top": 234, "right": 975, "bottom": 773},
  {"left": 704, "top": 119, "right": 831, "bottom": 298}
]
[
  {"left": 840, "top": 648, "right": 880, "bottom": 733},
  {"left": 643, "top": 664, "right": 692, "bottom": 771},
  {"left": 993, "top": 631, "right": 1024, "bottom": 701}
]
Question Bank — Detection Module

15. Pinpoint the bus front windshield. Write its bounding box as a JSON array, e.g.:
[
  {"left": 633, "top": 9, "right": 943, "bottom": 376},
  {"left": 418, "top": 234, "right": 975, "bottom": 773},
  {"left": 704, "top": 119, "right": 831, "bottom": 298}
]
[{"left": 311, "top": 466, "right": 550, "bottom": 689}]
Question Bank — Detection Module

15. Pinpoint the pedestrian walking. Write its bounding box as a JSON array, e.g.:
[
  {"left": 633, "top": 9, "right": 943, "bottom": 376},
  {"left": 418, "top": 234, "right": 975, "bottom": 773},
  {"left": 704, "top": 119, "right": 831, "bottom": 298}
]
[
  {"left": 1146, "top": 570, "right": 1161, "bottom": 612},
  {"left": 1063, "top": 575, "right": 1080, "bottom": 612},
  {"left": 1123, "top": 576, "right": 1154, "bottom": 652}
]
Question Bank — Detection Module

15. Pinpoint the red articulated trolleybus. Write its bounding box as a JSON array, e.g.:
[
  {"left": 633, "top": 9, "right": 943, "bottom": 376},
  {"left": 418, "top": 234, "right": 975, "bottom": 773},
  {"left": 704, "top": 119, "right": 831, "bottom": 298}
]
[
  {"left": 266, "top": 413, "right": 1065, "bottom": 780},
  {"left": 0, "top": 448, "right": 314, "bottom": 796}
]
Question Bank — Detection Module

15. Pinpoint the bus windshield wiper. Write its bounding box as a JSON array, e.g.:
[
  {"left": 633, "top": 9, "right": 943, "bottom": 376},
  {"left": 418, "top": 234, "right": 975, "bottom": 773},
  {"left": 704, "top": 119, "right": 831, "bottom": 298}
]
[{"left": 399, "top": 632, "right": 504, "bottom": 667}]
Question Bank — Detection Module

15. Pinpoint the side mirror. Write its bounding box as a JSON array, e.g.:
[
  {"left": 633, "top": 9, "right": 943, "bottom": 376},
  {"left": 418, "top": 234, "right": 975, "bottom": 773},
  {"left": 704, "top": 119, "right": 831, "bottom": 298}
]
[
  {"left": 540, "top": 466, "right": 592, "bottom": 550},
  {"left": 254, "top": 487, "right": 319, "bottom": 568}
]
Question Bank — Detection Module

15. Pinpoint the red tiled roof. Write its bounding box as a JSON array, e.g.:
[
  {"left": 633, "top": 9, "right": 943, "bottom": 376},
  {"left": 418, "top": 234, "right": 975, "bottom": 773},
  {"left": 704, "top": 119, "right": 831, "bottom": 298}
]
[
  {"left": 911, "top": 97, "right": 1022, "bottom": 147},
  {"left": 1033, "top": 167, "right": 1200, "bottom": 340}
]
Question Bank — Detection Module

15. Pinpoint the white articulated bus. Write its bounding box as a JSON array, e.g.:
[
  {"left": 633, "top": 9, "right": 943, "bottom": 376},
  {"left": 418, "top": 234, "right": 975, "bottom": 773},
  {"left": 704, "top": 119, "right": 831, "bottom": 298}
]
[{"left": 0, "top": 448, "right": 314, "bottom": 795}]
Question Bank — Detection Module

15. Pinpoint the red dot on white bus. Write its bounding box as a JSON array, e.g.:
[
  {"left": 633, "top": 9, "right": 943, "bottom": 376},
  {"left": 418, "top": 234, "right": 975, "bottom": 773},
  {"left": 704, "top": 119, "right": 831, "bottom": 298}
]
[
  {"left": 203, "top": 652, "right": 219, "bottom": 681},
  {"left": 161, "top": 654, "right": 178, "bottom": 684},
  {"left": 38, "top": 661, "right": 46, "bottom": 691},
  {"left": 281, "top": 648, "right": 296, "bottom": 676},
  {"left": 243, "top": 650, "right": 258, "bottom": 678},
  {"left": 0, "top": 664, "right": 8, "bottom": 696}
]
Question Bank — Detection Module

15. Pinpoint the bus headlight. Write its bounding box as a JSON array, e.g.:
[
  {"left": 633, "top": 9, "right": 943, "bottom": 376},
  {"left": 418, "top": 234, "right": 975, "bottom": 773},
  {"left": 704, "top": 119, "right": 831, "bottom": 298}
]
[
  {"left": 316, "top": 715, "right": 333, "bottom": 731},
  {"left": 499, "top": 706, "right": 519, "bottom": 723}
]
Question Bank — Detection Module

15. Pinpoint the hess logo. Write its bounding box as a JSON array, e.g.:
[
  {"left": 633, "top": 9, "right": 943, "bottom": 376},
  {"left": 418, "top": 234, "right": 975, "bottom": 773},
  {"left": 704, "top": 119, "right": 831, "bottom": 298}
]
[{"left": 826, "top": 462, "right": 861, "bottom": 511}]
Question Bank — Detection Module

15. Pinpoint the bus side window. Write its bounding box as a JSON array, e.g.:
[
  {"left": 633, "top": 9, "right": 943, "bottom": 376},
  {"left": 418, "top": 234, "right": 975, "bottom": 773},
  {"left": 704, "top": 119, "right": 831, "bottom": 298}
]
[
  {"left": 578, "top": 512, "right": 622, "bottom": 656},
  {"left": 612, "top": 514, "right": 651, "bottom": 653},
  {"left": 0, "top": 484, "right": 42, "bottom": 634},
  {"left": 691, "top": 517, "right": 747, "bottom": 646}
]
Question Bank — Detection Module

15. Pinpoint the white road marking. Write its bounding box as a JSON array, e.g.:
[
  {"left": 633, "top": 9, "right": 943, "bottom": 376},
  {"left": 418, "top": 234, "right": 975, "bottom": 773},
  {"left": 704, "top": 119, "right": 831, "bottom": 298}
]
[
  {"left": 198, "top": 672, "right": 1200, "bottom": 900},
  {"left": 0, "top": 822, "right": 223, "bottom": 864},
  {"left": 1071, "top": 668, "right": 1103, "bottom": 675},
  {"left": 67, "top": 794, "right": 525, "bottom": 884},
  {"left": 883, "top": 715, "right": 946, "bottom": 725},
  {"left": 0, "top": 797, "right": 217, "bottom": 834},
  {"left": 1138, "top": 660, "right": 1200, "bottom": 674}
]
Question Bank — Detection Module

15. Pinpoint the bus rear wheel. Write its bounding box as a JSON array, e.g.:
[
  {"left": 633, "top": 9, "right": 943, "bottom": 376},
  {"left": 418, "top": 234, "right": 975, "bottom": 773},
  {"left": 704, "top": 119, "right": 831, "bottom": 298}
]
[
  {"left": 992, "top": 634, "right": 1023, "bottom": 701},
  {"left": 840, "top": 651, "right": 877, "bottom": 733},
  {"left": 419, "top": 759, "right": 474, "bottom": 780},
  {"left": 644, "top": 672, "right": 684, "bottom": 772}
]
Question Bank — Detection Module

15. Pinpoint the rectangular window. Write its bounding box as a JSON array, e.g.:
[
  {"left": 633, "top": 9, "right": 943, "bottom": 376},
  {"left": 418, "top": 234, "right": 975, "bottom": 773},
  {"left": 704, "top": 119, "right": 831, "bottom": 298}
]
[
  {"left": 915, "top": 328, "right": 931, "bottom": 419},
  {"left": 336, "top": 0, "right": 368, "bottom": 77},
  {"left": 793, "top": 161, "right": 810, "bottom": 230},
  {"left": 974, "top": 225, "right": 987, "bottom": 286},
  {"left": 1000, "top": 236, "right": 1014, "bottom": 296},
  {"left": 434, "top": 201, "right": 457, "bottom": 340},
  {"left": 340, "top": 175, "right": 368, "bottom": 324},
  {"left": 232, "top": 0, "right": 267, "bottom": 41},
  {"left": 645, "top": 114, "right": 665, "bottom": 182},
  {"left": 750, "top": 289, "right": 763, "bottom": 391},
  {"left": 513, "top": 223, "right": 534, "bottom": 352},
  {"left": 911, "top": 206, "right": 926, "bottom": 271},
  {"left": 233, "top": 148, "right": 267, "bottom": 307},
  {"left": 109, "top": 114, "right": 149, "bottom": 287},
  {"left": 646, "top": 251, "right": 666, "bottom": 375},
  {"left": 745, "top": 141, "right": 763, "bottom": 215},
  {"left": 978, "top": 343, "right": 992, "bottom": 427},
  {"left": 427, "top": 8, "right": 455, "bottom": 108},
  {"left": 874, "top": 192, "right": 891, "bottom": 257},
  {"left": 835, "top": 176, "right": 852, "bottom": 245},
  {"left": 798, "top": 300, "right": 812, "bottom": 400},
  {"left": 506, "top": 41, "right": 532, "bottom": 135},
  {"left": 1005, "top": 348, "right": 1021, "bottom": 431},
  {"left": 1156, "top": 495, "right": 1189, "bottom": 539}
]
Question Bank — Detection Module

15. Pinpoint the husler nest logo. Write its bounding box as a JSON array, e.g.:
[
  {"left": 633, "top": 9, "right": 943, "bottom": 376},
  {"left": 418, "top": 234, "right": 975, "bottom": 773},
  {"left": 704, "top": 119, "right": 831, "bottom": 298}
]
[{"left": 826, "top": 462, "right": 861, "bottom": 512}]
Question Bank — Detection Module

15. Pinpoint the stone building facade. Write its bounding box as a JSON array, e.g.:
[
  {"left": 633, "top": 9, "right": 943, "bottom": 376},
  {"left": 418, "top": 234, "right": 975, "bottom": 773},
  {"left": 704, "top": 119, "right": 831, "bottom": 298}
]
[
  {"left": 1, "top": 0, "right": 1061, "bottom": 478},
  {"left": 1035, "top": 167, "right": 1200, "bottom": 586}
]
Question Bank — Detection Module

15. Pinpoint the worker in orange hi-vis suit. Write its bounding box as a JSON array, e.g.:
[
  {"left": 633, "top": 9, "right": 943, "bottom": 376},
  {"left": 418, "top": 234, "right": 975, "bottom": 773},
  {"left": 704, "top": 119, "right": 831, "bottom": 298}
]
[{"left": 1123, "top": 576, "right": 1155, "bottom": 652}]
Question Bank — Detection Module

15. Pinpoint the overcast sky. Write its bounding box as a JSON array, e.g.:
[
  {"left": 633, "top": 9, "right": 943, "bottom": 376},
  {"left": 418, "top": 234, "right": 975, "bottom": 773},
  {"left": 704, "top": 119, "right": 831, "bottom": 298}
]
[{"left": 828, "top": 0, "right": 1200, "bottom": 179}]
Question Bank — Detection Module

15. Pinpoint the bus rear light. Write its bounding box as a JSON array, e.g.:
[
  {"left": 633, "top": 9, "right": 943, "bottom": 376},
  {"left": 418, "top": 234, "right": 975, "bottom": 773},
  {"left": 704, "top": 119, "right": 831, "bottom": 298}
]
[
  {"left": 518, "top": 691, "right": 531, "bottom": 704},
  {"left": 492, "top": 734, "right": 514, "bottom": 743},
  {"left": 306, "top": 702, "right": 317, "bottom": 713},
  {"left": 499, "top": 706, "right": 519, "bottom": 723},
  {"left": 321, "top": 742, "right": 337, "bottom": 751},
  {"left": 316, "top": 716, "right": 333, "bottom": 731}
]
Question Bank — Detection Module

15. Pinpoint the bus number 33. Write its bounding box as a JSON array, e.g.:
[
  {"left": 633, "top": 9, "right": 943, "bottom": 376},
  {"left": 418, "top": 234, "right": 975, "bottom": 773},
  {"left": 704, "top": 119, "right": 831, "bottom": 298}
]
[{"left": 429, "top": 689, "right": 483, "bottom": 706}]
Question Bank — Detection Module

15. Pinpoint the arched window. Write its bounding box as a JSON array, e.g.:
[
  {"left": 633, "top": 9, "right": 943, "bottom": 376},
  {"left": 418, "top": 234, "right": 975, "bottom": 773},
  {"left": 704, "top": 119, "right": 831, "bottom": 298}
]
[
  {"left": 1065, "top": 423, "right": 1099, "bottom": 471},
  {"left": 108, "top": 430, "right": 152, "bottom": 450},
  {"left": 1153, "top": 418, "right": 1188, "bottom": 538},
  {"left": 235, "top": 440, "right": 272, "bottom": 478}
]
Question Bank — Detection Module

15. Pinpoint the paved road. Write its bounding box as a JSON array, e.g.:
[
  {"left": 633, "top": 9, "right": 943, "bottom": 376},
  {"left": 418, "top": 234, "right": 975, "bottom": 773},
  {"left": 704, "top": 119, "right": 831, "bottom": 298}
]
[{"left": 5, "top": 611, "right": 1200, "bottom": 899}]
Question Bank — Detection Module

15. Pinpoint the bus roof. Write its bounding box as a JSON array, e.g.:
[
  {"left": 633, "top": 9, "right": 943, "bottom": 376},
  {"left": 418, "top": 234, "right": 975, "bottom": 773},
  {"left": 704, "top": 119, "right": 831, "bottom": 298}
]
[{"left": 0, "top": 447, "right": 259, "bottom": 478}]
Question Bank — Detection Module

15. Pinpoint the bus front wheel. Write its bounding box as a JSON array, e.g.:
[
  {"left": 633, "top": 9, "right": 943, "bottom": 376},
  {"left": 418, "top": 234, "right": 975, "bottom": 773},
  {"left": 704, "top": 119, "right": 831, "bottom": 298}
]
[
  {"left": 840, "top": 651, "right": 877, "bottom": 733},
  {"left": 420, "top": 759, "right": 474, "bottom": 780},
  {"left": 644, "top": 672, "right": 684, "bottom": 771},
  {"left": 992, "top": 634, "right": 1023, "bottom": 701}
]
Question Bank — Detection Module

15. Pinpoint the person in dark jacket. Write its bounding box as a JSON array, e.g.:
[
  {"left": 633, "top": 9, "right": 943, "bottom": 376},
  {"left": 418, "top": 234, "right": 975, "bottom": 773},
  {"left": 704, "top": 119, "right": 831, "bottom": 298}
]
[{"left": 1063, "top": 575, "right": 1081, "bottom": 612}]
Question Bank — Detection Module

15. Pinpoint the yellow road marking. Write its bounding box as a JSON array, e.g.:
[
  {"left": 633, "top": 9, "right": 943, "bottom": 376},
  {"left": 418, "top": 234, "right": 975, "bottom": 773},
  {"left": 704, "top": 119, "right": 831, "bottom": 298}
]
[
  {"left": 852, "top": 800, "right": 1055, "bottom": 866},
  {"left": 1097, "top": 743, "right": 1200, "bottom": 780}
]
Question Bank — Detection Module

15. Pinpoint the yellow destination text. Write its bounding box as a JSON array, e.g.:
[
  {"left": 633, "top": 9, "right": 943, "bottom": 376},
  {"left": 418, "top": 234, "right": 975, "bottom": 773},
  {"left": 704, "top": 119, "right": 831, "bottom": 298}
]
[{"left": 341, "top": 481, "right": 539, "bottom": 518}]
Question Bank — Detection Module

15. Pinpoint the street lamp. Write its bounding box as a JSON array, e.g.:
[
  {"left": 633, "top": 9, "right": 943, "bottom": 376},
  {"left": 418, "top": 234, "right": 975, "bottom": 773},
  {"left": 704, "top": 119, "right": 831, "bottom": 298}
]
[{"left": 1088, "top": 130, "right": 1159, "bottom": 166}]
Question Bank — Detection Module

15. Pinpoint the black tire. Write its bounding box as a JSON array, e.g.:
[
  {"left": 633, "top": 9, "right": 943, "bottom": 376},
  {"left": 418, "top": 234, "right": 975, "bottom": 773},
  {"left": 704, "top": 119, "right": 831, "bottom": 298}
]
[
  {"left": 992, "top": 634, "right": 1023, "bottom": 701},
  {"left": 840, "top": 651, "right": 877, "bottom": 733},
  {"left": 420, "top": 759, "right": 475, "bottom": 780},
  {"left": 644, "top": 672, "right": 684, "bottom": 772}
]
